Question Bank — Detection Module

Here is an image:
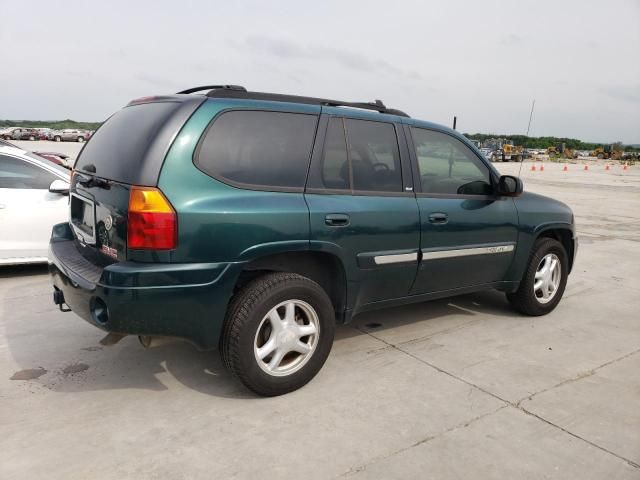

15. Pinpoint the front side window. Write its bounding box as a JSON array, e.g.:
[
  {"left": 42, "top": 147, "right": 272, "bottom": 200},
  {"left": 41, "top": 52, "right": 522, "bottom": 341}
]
[
  {"left": 411, "top": 128, "right": 492, "bottom": 195},
  {"left": 196, "top": 110, "right": 318, "bottom": 190},
  {"left": 0, "top": 155, "right": 56, "bottom": 189}
]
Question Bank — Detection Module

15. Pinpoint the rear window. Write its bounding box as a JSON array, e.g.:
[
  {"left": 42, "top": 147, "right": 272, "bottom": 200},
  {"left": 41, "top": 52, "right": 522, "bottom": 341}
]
[
  {"left": 195, "top": 110, "right": 318, "bottom": 190},
  {"left": 75, "top": 101, "right": 182, "bottom": 183}
]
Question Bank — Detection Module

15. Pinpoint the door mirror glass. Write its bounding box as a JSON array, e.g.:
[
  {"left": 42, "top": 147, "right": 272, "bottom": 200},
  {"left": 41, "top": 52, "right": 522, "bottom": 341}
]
[
  {"left": 49, "top": 179, "right": 70, "bottom": 195},
  {"left": 498, "top": 175, "right": 523, "bottom": 196}
]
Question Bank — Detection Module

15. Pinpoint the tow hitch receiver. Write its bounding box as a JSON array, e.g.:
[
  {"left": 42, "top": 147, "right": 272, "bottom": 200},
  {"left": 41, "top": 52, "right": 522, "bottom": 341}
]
[{"left": 53, "top": 288, "right": 71, "bottom": 312}]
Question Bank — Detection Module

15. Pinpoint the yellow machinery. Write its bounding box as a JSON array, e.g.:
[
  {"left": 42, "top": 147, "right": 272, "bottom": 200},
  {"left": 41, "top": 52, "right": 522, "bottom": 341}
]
[
  {"left": 590, "top": 145, "right": 622, "bottom": 160},
  {"left": 547, "top": 144, "right": 576, "bottom": 159},
  {"left": 502, "top": 143, "right": 524, "bottom": 161}
]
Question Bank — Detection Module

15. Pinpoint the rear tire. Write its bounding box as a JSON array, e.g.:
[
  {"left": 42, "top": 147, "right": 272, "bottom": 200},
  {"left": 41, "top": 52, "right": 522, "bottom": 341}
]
[
  {"left": 220, "top": 272, "right": 335, "bottom": 396},
  {"left": 507, "top": 237, "right": 568, "bottom": 316},
  {"left": 77, "top": 136, "right": 84, "bottom": 142},
  {"left": 54, "top": 136, "right": 61, "bottom": 142}
]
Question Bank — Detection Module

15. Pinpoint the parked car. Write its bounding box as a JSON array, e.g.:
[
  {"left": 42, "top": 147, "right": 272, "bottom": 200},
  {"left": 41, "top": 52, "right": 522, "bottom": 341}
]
[
  {"left": 52, "top": 129, "right": 89, "bottom": 142},
  {"left": 0, "top": 145, "right": 70, "bottom": 265},
  {"left": 49, "top": 85, "right": 577, "bottom": 396},
  {"left": 36, "top": 128, "right": 54, "bottom": 140},
  {"left": 1, "top": 127, "right": 38, "bottom": 141}
]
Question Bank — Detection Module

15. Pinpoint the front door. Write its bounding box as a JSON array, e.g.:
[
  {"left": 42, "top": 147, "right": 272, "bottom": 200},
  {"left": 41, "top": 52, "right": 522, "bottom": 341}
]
[
  {"left": 405, "top": 127, "right": 519, "bottom": 294},
  {"left": 305, "top": 114, "right": 420, "bottom": 310}
]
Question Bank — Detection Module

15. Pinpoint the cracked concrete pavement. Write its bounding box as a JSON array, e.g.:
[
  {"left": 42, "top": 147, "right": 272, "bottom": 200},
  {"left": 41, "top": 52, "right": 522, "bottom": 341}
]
[{"left": 1, "top": 149, "right": 638, "bottom": 479}]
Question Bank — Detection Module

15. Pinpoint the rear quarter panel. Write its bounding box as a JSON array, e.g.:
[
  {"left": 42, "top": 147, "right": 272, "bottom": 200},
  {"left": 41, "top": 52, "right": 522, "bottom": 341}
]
[{"left": 158, "top": 99, "right": 321, "bottom": 263}]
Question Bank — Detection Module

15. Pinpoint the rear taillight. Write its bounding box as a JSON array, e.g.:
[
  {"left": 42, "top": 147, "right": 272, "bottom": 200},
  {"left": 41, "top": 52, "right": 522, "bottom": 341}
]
[{"left": 127, "top": 186, "right": 177, "bottom": 250}]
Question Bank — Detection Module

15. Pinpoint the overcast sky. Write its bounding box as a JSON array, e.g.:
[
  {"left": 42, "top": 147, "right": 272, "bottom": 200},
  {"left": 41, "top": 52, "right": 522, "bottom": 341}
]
[{"left": 2, "top": 0, "right": 639, "bottom": 143}]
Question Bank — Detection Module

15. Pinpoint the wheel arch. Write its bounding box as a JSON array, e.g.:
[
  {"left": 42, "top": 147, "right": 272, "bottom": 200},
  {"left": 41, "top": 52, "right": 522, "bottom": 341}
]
[
  {"left": 534, "top": 225, "right": 576, "bottom": 273},
  {"left": 236, "top": 250, "right": 348, "bottom": 322}
]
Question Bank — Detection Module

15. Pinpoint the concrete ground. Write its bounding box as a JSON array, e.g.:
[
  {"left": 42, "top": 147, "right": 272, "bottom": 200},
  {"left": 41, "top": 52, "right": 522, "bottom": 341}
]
[{"left": 1, "top": 145, "right": 639, "bottom": 479}]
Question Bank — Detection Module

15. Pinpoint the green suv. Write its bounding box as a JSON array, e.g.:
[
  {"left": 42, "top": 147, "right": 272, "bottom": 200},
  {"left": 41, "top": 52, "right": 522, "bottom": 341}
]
[{"left": 49, "top": 85, "right": 577, "bottom": 396}]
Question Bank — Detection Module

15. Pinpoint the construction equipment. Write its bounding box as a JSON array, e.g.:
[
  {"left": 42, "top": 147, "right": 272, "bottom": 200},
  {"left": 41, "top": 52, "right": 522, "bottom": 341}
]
[
  {"left": 502, "top": 143, "right": 524, "bottom": 162},
  {"left": 547, "top": 143, "right": 577, "bottom": 159},
  {"left": 590, "top": 145, "right": 622, "bottom": 160},
  {"left": 483, "top": 138, "right": 524, "bottom": 162}
]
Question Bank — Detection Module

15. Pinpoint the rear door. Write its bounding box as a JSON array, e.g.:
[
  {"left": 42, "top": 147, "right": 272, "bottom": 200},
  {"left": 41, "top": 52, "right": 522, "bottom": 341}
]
[
  {"left": 405, "top": 126, "right": 519, "bottom": 294},
  {"left": 305, "top": 112, "right": 420, "bottom": 309}
]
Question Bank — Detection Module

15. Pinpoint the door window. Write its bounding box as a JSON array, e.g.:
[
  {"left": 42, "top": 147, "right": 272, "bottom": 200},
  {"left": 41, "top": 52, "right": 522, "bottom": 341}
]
[
  {"left": 0, "top": 155, "right": 56, "bottom": 189},
  {"left": 320, "top": 117, "right": 350, "bottom": 190},
  {"left": 310, "top": 117, "right": 403, "bottom": 193},
  {"left": 411, "top": 128, "right": 492, "bottom": 195},
  {"left": 346, "top": 119, "right": 402, "bottom": 193}
]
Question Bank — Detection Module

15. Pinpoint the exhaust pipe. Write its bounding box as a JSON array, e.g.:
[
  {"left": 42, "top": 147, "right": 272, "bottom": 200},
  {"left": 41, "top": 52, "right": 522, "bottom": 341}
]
[{"left": 138, "top": 335, "right": 176, "bottom": 348}]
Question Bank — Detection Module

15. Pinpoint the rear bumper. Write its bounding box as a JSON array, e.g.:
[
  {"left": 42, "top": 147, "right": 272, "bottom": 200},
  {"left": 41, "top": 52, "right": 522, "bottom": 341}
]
[{"left": 48, "top": 222, "right": 241, "bottom": 350}]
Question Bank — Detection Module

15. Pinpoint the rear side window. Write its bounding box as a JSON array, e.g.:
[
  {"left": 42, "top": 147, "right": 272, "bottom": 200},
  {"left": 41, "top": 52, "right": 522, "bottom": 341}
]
[
  {"left": 309, "top": 117, "right": 403, "bottom": 193},
  {"left": 345, "top": 119, "right": 402, "bottom": 192},
  {"left": 75, "top": 101, "right": 183, "bottom": 183},
  {"left": 0, "top": 155, "right": 57, "bottom": 189},
  {"left": 195, "top": 110, "right": 318, "bottom": 190}
]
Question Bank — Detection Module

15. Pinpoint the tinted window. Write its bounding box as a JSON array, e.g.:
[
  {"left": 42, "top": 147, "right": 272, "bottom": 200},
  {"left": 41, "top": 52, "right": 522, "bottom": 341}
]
[
  {"left": 196, "top": 110, "right": 318, "bottom": 190},
  {"left": 345, "top": 119, "right": 402, "bottom": 192},
  {"left": 75, "top": 101, "right": 182, "bottom": 183},
  {"left": 411, "top": 128, "right": 492, "bottom": 195},
  {"left": 0, "top": 154, "right": 57, "bottom": 189},
  {"left": 320, "top": 117, "right": 349, "bottom": 190}
]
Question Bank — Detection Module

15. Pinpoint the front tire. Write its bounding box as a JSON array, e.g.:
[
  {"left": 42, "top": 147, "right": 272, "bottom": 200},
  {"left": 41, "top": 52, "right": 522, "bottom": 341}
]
[
  {"left": 221, "top": 272, "right": 335, "bottom": 396},
  {"left": 507, "top": 237, "right": 568, "bottom": 316}
]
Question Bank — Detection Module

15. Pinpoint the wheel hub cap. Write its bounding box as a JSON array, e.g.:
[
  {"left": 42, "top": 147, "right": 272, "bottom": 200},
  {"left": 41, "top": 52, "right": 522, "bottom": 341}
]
[
  {"left": 254, "top": 300, "right": 320, "bottom": 377},
  {"left": 533, "top": 253, "right": 561, "bottom": 304}
]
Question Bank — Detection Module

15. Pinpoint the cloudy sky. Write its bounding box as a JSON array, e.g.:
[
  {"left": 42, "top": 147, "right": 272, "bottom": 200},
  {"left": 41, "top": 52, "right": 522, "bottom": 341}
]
[{"left": 2, "top": 0, "right": 639, "bottom": 143}]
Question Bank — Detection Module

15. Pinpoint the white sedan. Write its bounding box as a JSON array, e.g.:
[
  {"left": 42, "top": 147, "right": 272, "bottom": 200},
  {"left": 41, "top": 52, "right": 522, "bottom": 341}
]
[{"left": 0, "top": 145, "right": 71, "bottom": 265}]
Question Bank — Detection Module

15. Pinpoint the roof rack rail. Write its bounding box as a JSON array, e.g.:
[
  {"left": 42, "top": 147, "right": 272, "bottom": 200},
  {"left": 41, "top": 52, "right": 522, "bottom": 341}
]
[
  {"left": 176, "top": 85, "right": 247, "bottom": 95},
  {"left": 204, "top": 89, "right": 410, "bottom": 117}
]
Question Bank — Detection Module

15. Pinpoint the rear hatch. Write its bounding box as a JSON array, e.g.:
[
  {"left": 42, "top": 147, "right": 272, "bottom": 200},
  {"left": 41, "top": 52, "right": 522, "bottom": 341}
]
[{"left": 70, "top": 96, "right": 205, "bottom": 266}]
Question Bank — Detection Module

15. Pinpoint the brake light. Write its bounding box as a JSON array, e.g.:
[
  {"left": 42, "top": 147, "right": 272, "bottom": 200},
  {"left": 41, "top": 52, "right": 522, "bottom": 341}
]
[{"left": 127, "top": 186, "right": 177, "bottom": 250}]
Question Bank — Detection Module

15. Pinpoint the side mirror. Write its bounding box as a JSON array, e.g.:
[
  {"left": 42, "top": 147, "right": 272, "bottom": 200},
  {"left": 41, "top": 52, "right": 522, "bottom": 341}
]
[
  {"left": 49, "top": 179, "right": 70, "bottom": 195},
  {"left": 497, "top": 175, "right": 523, "bottom": 197}
]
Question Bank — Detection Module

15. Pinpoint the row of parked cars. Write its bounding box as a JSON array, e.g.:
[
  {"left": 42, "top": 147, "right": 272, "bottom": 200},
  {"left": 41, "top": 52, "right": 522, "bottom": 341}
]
[{"left": 0, "top": 127, "right": 94, "bottom": 142}]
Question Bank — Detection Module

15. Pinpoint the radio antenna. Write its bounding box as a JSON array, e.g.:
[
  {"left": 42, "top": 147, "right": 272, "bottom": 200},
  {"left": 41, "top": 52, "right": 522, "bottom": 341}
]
[{"left": 519, "top": 99, "right": 536, "bottom": 178}]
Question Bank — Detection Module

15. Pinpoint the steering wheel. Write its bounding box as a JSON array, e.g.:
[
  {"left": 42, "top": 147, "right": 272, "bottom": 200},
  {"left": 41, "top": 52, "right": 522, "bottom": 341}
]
[{"left": 372, "top": 162, "right": 390, "bottom": 171}]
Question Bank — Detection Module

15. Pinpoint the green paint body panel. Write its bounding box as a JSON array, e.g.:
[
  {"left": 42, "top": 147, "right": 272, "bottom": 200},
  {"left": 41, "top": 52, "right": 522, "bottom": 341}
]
[{"left": 48, "top": 95, "right": 577, "bottom": 350}]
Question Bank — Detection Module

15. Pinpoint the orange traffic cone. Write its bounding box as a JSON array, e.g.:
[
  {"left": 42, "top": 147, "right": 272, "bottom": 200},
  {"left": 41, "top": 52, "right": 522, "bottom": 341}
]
[
  {"left": 605, "top": 164, "right": 610, "bottom": 171},
  {"left": 563, "top": 164, "right": 568, "bottom": 171},
  {"left": 540, "top": 163, "right": 545, "bottom": 172},
  {"left": 584, "top": 164, "right": 589, "bottom": 171},
  {"left": 623, "top": 163, "right": 629, "bottom": 171},
  {"left": 531, "top": 164, "right": 536, "bottom": 171}
]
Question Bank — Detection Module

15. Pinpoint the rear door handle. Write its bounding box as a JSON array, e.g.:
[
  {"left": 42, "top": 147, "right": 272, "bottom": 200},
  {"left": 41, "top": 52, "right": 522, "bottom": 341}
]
[
  {"left": 325, "top": 214, "right": 350, "bottom": 227},
  {"left": 428, "top": 212, "right": 448, "bottom": 224}
]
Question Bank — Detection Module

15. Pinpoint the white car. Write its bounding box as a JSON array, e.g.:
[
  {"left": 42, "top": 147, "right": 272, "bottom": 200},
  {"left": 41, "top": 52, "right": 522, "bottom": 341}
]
[{"left": 0, "top": 145, "right": 70, "bottom": 265}]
